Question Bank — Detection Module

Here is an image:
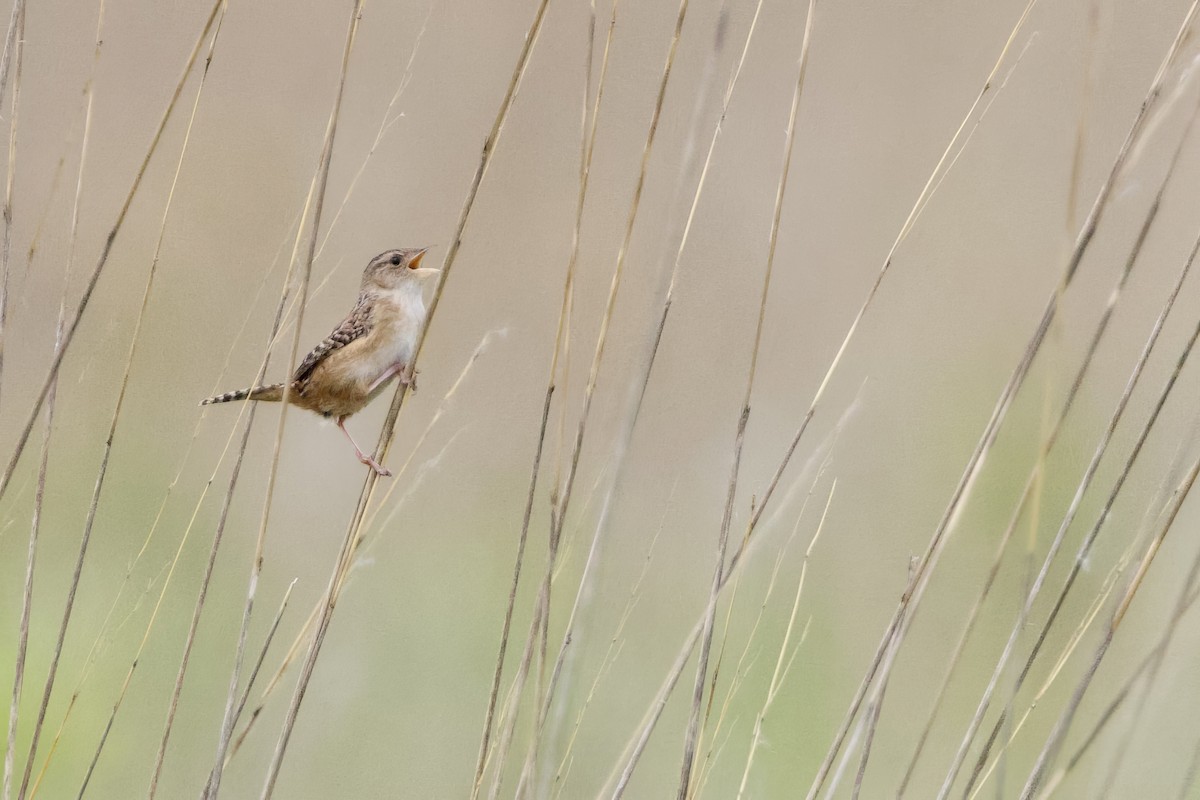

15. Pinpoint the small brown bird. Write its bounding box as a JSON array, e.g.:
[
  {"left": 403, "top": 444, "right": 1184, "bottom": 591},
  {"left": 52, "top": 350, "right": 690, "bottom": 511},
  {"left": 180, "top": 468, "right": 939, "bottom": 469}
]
[{"left": 202, "top": 247, "right": 438, "bottom": 476}]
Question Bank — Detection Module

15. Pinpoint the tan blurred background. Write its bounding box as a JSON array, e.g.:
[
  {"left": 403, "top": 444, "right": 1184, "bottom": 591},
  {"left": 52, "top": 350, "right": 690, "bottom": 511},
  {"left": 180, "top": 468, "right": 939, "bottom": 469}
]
[{"left": 3, "top": 0, "right": 1200, "bottom": 797}]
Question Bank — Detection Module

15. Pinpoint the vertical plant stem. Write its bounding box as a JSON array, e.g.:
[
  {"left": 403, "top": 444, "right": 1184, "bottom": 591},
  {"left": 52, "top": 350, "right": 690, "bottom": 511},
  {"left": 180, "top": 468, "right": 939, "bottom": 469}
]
[
  {"left": 1042, "top": 508, "right": 1200, "bottom": 797},
  {"left": 0, "top": 0, "right": 226, "bottom": 504},
  {"left": 851, "top": 602, "right": 906, "bottom": 800},
  {"left": 960, "top": 223, "right": 1200, "bottom": 798},
  {"left": 604, "top": 400, "right": 863, "bottom": 798},
  {"left": 5, "top": 0, "right": 106, "bottom": 793},
  {"left": 736, "top": 485, "right": 833, "bottom": 799},
  {"left": 202, "top": 580, "right": 297, "bottom": 798},
  {"left": 0, "top": 0, "right": 23, "bottom": 416},
  {"left": 677, "top": 4, "right": 813, "bottom": 798},
  {"left": 146, "top": 2, "right": 364, "bottom": 797},
  {"left": 805, "top": 6, "right": 1199, "bottom": 795},
  {"left": 0, "top": 0, "right": 29, "bottom": 788},
  {"left": 596, "top": 0, "right": 1031, "bottom": 781},
  {"left": 1019, "top": 450, "right": 1200, "bottom": 800},
  {"left": 470, "top": 2, "right": 597, "bottom": 793},
  {"left": 203, "top": 0, "right": 368, "bottom": 793},
  {"left": 896, "top": 92, "right": 1200, "bottom": 798},
  {"left": 511, "top": 0, "right": 740, "bottom": 793},
  {"left": 259, "top": 1, "right": 554, "bottom": 795}
]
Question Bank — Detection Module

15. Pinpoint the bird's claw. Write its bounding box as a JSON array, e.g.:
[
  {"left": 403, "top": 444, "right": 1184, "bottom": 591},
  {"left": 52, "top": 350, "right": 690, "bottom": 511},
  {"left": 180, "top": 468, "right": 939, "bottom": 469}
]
[{"left": 358, "top": 453, "right": 392, "bottom": 477}]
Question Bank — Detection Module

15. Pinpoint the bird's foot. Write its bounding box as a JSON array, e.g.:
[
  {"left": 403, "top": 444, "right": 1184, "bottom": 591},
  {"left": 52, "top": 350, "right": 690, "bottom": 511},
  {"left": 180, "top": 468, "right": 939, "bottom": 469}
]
[
  {"left": 401, "top": 369, "right": 419, "bottom": 393},
  {"left": 357, "top": 451, "right": 392, "bottom": 477}
]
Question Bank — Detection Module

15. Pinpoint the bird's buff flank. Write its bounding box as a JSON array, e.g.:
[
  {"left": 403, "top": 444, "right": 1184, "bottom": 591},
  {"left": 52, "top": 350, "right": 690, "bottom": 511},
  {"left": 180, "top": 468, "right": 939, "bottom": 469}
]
[{"left": 202, "top": 248, "right": 439, "bottom": 476}]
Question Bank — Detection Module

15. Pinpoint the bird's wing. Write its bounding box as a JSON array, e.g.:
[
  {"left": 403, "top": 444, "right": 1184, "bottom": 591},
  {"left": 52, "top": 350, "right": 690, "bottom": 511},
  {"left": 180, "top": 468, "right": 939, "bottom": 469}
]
[{"left": 292, "top": 293, "right": 373, "bottom": 384}]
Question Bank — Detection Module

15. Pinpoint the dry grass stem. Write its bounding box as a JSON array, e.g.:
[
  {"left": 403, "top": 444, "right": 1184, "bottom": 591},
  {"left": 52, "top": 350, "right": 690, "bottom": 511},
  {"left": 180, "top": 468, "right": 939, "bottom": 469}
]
[
  {"left": 0, "top": 0, "right": 23, "bottom": 418},
  {"left": 678, "top": 4, "right": 813, "bottom": 796},
  {"left": 260, "top": 0, "right": 554, "bottom": 794},
  {"left": 6, "top": 2, "right": 101, "bottom": 794},
  {"left": 736, "top": 484, "right": 833, "bottom": 799},
  {"left": 897, "top": 91, "right": 1200, "bottom": 797},
  {"left": 202, "top": 579, "right": 297, "bottom": 798},
  {"left": 806, "top": 6, "right": 1200, "bottom": 794},
  {"left": 968, "top": 549, "right": 1134, "bottom": 800},
  {"left": 697, "top": 458, "right": 832, "bottom": 793},
  {"left": 1019, "top": 450, "right": 1200, "bottom": 799},
  {"left": 0, "top": 0, "right": 29, "bottom": 789},
  {"left": 23, "top": 222, "right": 301, "bottom": 795},
  {"left": 626, "top": 4, "right": 772, "bottom": 789},
  {"left": 1045, "top": 489, "right": 1200, "bottom": 797},
  {"left": 470, "top": 2, "right": 599, "bottom": 790},
  {"left": 603, "top": 395, "right": 862, "bottom": 798},
  {"left": 475, "top": 470, "right": 608, "bottom": 797},
  {"left": 486, "top": 596, "right": 549, "bottom": 800},
  {"left": 745, "top": 0, "right": 1038, "bottom": 552},
  {"left": 522, "top": 9, "right": 747, "bottom": 798},
  {"left": 512, "top": 0, "right": 714, "bottom": 792},
  {"left": 0, "top": 0, "right": 225, "bottom": 503},
  {"left": 851, "top": 599, "right": 907, "bottom": 800},
  {"left": 224, "top": 333, "right": 495, "bottom": 768},
  {"left": 549, "top": 486, "right": 674, "bottom": 798},
  {"left": 204, "top": 0, "right": 368, "bottom": 792},
  {"left": 957, "top": 220, "right": 1200, "bottom": 799}
]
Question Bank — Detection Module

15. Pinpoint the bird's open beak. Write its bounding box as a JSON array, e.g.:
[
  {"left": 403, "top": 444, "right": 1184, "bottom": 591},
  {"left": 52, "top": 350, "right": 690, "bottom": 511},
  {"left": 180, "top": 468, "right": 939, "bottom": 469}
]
[
  {"left": 408, "top": 247, "right": 431, "bottom": 270},
  {"left": 409, "top": 247, "right": 439, "bottom": 279}
]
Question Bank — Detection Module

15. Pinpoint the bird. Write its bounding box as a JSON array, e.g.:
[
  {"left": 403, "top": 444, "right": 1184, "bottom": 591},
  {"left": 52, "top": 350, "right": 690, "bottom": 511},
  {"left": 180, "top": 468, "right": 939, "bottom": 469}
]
[{"left": 201, "top": 247, "right": 439, "bottom": 476}]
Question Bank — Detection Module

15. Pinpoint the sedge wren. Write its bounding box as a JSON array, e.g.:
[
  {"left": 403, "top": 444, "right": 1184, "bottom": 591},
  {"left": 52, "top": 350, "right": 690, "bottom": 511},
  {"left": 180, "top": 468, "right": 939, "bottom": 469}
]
[{"left": 202, "top": 247, "right": 439, "bottom": 476}]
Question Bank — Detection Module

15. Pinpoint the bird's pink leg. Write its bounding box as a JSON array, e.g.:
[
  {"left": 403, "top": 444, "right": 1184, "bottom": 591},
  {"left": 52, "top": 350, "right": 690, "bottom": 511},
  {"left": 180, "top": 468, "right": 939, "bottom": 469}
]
[
  {"left": 367, "top": 363, "right": 402, "bottom": 394},
  {"left": 337, "top": 416, "right": 391, "bottom": 477},
  {"left": 367, "top": 363, "right": 417, "bottom": 394}
]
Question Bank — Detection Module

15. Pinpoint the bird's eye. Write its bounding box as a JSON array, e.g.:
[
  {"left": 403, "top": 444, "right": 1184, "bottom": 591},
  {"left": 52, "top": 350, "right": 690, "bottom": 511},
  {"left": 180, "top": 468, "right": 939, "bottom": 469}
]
[{"left": 390, "top": 255, "right": 402, "bottom": 266}]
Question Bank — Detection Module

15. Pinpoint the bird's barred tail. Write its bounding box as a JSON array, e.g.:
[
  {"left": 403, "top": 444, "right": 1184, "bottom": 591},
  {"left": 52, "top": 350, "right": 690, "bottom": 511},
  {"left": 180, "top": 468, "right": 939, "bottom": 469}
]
[{"left": 200, "top": 383, "right": 286, "bottom": 405}]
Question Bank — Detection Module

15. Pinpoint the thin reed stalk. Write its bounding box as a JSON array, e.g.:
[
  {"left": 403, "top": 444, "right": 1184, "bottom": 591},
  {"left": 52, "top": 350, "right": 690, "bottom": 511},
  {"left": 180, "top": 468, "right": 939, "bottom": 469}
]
[
  {"left": 99, "top": 18, "right": 319, "bottom": 794},
  {"left": 960, "top": 222, "right": 1200, "bottom": 798},
  {"left": 220, "top": 331, "right": 493, "bottom": 776},
  {"left": 202, "top": 0, "right": 365, "bottom": 794},
  {"left": 896, "top": 91, "right": 1200, "bottom": 798},
  {"left": 1019, "top": 448, "right": 1200, "bottom": 799},
  {"left": 851, "top": 601, "right": 907, "bottom": 800},
  {"left": 508, "top": 1, "right": 714, "bottom": 793},
  {"left": 0, "top": 0, "right": 225, "bottom": 504},
  {"left": 806, "top": 6, "right": 1199, "bottom": 795},
  {"left": 23, "top": 204, "right": 305, "bottom": 797},
  {"left": 202, "top": 580, "right": 297, "bottom": 798},
  {"left": 602, "top": 397, "right": 863, "bottom": 798},
  {"left": 736, "top": 485, "right": 833, "bottom": 799},
  {"left": 599, "top": 0, "right": 1031, "bottom": 772},
  {"left": 677, "top": 4, "right": 813, "bottom": 797},
  {"left": 694, "top": 443, "right": 842, "bottom": 794},
  {"left": 549, "top": 485, "right": 676, "bottom": 798},
  {"left": 0, "top": 0, "right": 23, "bottom": 417},
  {"left": 470, "top": 2, "right": 598, "bottom": 793},
  {"left": 740, "top": 0, "right": 1044, "bottom": 561},
  {"left": 569, "top": 5, "right": 1045, "bottom": 786},
  {"left": 478, "top": 470, "right": 608, "bottom": 798},
  {"left": 525, "top": 2, "right": 770, "bottom": 787},
  {"left": 6, "top": 2, "right": 101, "bottom": 795},
  {"left": 258, "top": 1, "right": 554, "bottom": 795},
  {"left": 1040, "top": 509, "right": 1200, "bottom": 797},
  {"left": 1, "top": 0, "right": 30, "bottom": 788},
  {"left": 12, "top": 0, "right": 113, "bottom": 791}
]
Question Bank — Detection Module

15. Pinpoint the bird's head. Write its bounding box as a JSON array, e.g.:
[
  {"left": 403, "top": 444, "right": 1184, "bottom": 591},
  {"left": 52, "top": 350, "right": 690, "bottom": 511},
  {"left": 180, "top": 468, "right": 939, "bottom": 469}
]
[{"left": 361, "top": 247, "right": 438, "bottom": 290}]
